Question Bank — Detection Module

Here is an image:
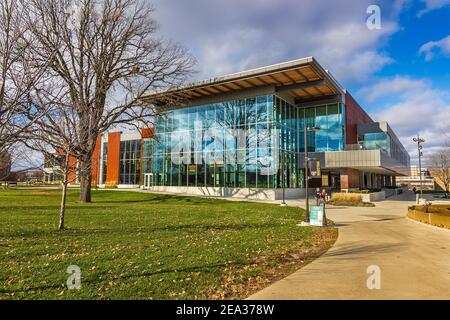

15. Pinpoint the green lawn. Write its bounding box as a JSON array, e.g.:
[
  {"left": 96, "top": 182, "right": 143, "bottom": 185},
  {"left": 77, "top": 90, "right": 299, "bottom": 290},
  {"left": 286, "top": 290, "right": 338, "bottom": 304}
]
[{"left": 0, "top": 189, "right": 337, "bottom": 300}]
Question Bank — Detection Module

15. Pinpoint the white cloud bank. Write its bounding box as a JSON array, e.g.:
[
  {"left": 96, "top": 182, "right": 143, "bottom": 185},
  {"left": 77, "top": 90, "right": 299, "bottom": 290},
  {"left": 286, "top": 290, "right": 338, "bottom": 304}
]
[
  {"left": 153, "top": 0, "right": 404, "bottom": 83},
  {"left": 365, "top": 76, "right": 450, "bottom": 162}
]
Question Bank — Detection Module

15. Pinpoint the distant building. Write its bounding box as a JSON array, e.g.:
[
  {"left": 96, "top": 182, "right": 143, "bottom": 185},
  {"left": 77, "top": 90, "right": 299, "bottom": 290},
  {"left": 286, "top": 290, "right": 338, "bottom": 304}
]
[
  {"left": 14, "top": 169, "right": 45, "bottom": 183},
  {"left": 396, "top": 165, "right": 435, "bottom": 190}
]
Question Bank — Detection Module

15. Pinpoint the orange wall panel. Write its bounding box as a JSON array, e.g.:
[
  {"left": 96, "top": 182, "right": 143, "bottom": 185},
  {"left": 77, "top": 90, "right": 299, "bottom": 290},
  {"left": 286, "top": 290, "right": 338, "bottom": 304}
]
[
  {"left": 67, "top": 155, "right": 78, "bottom": 183},
  {"left": 141, "top": 128, "right": 154, "bottom": 139},
  {"left": 91, "top": 136, "right": 102, "bottom": 186},
  {"left": 139, "top": 128, "right": 154, "bottom": 185},
  {"left": 55, "top": 148, "right": 78, "bottom": 183},
  {"left": 106, "top": 132, "right": 121, "bottom": 185}
]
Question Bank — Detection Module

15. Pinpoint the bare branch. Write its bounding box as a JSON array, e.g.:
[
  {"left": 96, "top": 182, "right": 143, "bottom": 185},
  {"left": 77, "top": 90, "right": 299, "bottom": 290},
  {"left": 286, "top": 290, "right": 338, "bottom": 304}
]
[{"left": 25, "top": 0, "right": 195, "bottom": 202}]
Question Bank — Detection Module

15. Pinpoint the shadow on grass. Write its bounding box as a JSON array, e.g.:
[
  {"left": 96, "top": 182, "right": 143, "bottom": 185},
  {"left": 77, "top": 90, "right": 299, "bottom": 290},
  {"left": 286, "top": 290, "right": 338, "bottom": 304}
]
[
  {"left": 3, "top": 221, "right": 287, "bottom": 239},
  {"left": 92, "top": 194, "right": 235, "bottom": 205},
  {"left": 0, "top": 261, "right": 247, "bottom": 295}
]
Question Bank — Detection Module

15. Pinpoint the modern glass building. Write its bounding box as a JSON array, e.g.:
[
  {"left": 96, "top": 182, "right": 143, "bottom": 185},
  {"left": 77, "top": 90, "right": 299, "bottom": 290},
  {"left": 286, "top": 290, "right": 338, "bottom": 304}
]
[
  {"left": 150, "top": 95, "right": 348, "bottom": 191},
  {"left": 89, "top": 57, "right": 410, "bottom": 199}
]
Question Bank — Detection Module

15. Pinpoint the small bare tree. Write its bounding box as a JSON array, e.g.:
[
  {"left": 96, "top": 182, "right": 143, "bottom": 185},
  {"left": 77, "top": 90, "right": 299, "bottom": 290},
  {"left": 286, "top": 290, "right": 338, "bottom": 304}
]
[
  {"left": 25, "top": 0, "right": 195, "bottom": 202},
  {"left": 428, "top": 148, "right": 450, "bottom": 193},
  {"left": 25, "top": 82, "right": 80, "bottom": 230}
]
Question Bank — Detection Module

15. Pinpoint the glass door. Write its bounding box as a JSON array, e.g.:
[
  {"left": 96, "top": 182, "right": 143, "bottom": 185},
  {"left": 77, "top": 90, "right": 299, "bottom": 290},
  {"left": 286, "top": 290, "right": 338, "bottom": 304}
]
[{"left": 144, "top": 173, "right": 153, "bottom": 189}]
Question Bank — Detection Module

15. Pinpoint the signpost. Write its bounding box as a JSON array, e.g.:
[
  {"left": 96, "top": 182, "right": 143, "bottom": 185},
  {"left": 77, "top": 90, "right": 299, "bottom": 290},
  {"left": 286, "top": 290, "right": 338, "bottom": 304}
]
[{"left": 309, "top": 205, "right": 325, "bottom": 227}]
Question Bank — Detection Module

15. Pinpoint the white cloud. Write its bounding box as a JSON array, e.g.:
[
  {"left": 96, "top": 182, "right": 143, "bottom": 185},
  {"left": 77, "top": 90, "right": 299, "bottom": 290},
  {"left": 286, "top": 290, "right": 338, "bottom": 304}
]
[
  {"left": 367, "top": 77, "right": 450, "bottom": 162},
  {"left": 417, "top": 0, "right": 450, "bottom": 16},
  {"left": 357, "top": 76, "right": 429, "bottom": 101},
  {"left": 153, "top": 0, "right": 404, "bottom": 84},
  {"left": 419, "top": 35, "right": 450, "bottom": 61}
]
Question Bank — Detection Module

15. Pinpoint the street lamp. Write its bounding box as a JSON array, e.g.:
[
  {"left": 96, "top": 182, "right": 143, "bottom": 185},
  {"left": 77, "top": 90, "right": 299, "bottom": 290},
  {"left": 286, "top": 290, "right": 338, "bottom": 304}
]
[
  {"left": 413, "top": 135, "right": 425, "bottom": 203},
  {"left": 280, "top": 150, "right": 287, "bottom": 206},
  {"left": 304, "top": 126, "right": 320, "bottom": 224}
]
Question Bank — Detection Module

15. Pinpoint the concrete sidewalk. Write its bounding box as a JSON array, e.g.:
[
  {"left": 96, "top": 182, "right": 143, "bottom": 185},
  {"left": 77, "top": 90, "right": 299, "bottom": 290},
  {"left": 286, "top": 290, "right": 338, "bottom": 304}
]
[{"left": 248, "top": 192, "right": 450, "bottom": 300}]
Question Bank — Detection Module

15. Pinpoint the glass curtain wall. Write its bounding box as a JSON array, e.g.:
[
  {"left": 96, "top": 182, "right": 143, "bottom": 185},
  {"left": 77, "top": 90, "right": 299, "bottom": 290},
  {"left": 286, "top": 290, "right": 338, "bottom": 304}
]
[
  {"left": 151, "top": 97, "right": 345, "bottom": 189},
  {"left": 101, "top": 142, "right": 108, "bottom": 184},
  {"left": 358, "top": 132, "right": 410, "bottom": 167},
  {"left": 152, "top": 94, "right": 298, "bottom": 189},
  {"left": 274, "top": 96, "right": 298, "bottom": 188},
  {"left": 119, "top": 139, "right": 141, "bottom": 185},
  {"left": 359, "top": 132, "right": 390, "bottom": 154},
  {"left": 141, "top": 138, "right": 153, "bottom": 183},
  {"left": 297, "top": 103, "right": 345, "bottom": 152}
]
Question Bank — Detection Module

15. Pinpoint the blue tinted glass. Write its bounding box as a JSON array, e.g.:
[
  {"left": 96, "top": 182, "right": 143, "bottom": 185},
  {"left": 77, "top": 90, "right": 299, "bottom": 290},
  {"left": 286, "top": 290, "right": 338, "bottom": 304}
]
[
  {"left": 246, "top": 98, "right": 257, "bottom": 125},
  {"left": 256, "top": 96, "right": 268, "bottom": 123},
  {"left": 328, "top": 139, "right": 341, "bottom": 151},
  {"left": 235, "top": 99, "right": 245, "bottom": 128},
  {"left": 316, "top": 139, "right": 328, "bottom": 151}
]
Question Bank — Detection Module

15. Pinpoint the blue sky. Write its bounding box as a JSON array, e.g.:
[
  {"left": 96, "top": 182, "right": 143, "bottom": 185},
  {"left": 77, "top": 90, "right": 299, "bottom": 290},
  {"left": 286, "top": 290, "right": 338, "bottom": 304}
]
[{"left": 153, "top": 0, "right": 450, "bottom": 163}]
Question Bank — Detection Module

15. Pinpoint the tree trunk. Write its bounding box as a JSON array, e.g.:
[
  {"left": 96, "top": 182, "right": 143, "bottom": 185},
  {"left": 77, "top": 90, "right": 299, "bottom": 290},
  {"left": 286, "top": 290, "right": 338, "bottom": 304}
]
[
  {"left": 59, "top": 154, "right": 70, "bottom": 230},
  {"left": 79, "top": 158, "right": 92, "bottom": 203},
  {"left": 59, "top": 180, "right": 68, "bottom": 230}
]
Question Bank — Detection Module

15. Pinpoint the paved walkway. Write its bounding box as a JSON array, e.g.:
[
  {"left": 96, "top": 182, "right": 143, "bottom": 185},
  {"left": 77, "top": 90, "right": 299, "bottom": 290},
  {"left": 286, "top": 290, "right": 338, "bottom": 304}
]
[{"left": 249, "top": 192, "right": 450, "bottom": 300}]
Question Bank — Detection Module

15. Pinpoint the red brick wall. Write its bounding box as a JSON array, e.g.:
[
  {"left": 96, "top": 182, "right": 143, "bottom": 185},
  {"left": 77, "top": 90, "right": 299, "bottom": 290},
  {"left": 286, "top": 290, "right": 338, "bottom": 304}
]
[
  {"left": 106, "top": 132, "right": 121, "bottom": 185},
  {"left": 345, "top": 92, "right": 373, "bottom": 144}
]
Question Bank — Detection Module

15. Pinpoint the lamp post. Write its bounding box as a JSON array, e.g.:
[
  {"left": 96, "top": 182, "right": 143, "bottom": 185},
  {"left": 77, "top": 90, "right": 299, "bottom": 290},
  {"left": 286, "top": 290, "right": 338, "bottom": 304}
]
[
  {"left": 413, "top": 135, "right": 425, "bottom": 203},
  {"left": 304, "top": 126, "right": 321, "bottom": 223},
  {"left": 281, "top": 150, "right": 286, "bottom": 206}
]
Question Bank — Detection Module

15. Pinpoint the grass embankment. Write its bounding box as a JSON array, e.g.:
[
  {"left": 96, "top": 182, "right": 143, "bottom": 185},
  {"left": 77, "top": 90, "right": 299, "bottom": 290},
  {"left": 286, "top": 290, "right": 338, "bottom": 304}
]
[
  {"left": 407, "top": 204, "right": 450, "bottom": 229},
  {"left": 329, "top": 193, "right": 375, "bottom": 207},
  {"left": 0, "top": 189, "right": 337, "bottom": 300}
]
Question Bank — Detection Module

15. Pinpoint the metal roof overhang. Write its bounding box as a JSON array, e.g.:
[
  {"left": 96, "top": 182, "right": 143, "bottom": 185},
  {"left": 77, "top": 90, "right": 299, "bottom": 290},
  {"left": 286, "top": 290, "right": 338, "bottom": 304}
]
[{"left": 142, "top": 57, "right": 344, "bottom": 106}]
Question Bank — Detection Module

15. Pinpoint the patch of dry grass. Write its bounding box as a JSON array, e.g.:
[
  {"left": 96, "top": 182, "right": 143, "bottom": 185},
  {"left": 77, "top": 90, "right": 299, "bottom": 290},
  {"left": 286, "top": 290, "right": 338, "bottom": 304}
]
[{"left": 331, "top": 193, "right": 363, "bottom": 202}]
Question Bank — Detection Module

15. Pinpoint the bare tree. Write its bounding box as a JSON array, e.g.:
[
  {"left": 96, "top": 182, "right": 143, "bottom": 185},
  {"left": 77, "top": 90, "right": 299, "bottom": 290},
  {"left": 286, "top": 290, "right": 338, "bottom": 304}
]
[
  {"left": 24, "top": 79, "right": 81, "bottom": 230},
  {"left": 0, "top": 0, "right": 50, "bottom": 152},
  {"left": 23, "top": 79, "right": 95, "bottom": 230},
  {"left": 0, "top": 150, "right": 12, "bottom": 187},
  {"left": 25, "top": 0, "right": 195, "bottom": 202},
  {"left": 428, "top": 148, "right": 450, "bottom": 194}
]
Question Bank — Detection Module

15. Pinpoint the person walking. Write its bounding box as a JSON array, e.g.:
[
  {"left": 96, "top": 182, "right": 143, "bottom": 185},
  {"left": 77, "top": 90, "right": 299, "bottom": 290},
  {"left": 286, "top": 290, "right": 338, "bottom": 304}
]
[
  {"left": 321, "top": 189, "right": 328, "bottom": 204},
  {"left": 412, "top": 187, "right": 419, "bottom": 204},
  {"left": 321, "top": 189, "right": 328, "bottom": 227},
  {"left": 315, "top": 188, "right": 321, "bottom": 206}
]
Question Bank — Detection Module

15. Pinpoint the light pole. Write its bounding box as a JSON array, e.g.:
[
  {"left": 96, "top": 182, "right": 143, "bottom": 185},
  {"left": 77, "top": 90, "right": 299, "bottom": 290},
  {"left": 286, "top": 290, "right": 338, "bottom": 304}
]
[
  {"left": 281, "top": 150, "right": 286, "bottom": 206},
  {"left": 413, "top": 135, "right": 425, "bottom": 203},
  {"left": 304, "top": 126, "right": 321, "bottom": 223}
]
